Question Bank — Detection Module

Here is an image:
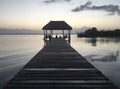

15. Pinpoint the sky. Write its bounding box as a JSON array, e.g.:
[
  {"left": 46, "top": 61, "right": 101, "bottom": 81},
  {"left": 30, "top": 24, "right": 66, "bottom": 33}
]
[{"left": 0, "top": 0, "right": 120, "bottom": 30}]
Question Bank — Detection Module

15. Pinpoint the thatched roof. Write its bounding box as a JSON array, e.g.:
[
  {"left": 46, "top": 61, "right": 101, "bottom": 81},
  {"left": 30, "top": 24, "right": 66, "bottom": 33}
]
[{"left": 42, "top": 21, "right": 72, "bottom": 30}]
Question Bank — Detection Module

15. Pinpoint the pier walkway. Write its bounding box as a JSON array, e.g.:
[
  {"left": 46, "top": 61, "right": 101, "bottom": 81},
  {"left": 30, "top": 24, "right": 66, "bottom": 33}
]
[{"left": 4, "top": 38, "right": 119, "bottom": 89}]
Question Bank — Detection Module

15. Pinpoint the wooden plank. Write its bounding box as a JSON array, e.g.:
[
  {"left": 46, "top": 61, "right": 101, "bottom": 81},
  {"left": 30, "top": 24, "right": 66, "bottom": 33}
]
[{"left": 3, "top": 38, "right": 119, "bottom": 89}]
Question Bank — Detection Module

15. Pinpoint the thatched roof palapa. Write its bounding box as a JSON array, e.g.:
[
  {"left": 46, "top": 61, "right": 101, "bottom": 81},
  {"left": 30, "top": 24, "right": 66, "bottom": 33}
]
[{"left": 42, "top": 21, "right": 72, "bottom": 30}]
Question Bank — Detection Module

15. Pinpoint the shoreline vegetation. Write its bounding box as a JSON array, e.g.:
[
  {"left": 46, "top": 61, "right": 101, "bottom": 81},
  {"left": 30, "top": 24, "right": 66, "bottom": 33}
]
[{"left": 77, "top": 27, "right": 120, "bottom": 37}]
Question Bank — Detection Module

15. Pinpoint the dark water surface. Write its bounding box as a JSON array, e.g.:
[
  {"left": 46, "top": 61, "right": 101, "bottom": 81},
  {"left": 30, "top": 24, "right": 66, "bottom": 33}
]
[{"left": 0, "top": 35, "right": 120, "bottom": 89}]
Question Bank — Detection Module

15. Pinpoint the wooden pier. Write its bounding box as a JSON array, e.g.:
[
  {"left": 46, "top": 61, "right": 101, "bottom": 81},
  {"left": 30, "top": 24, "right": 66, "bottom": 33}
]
[{"left": 4, "top": 38, "right": 119, "bottom": 89}]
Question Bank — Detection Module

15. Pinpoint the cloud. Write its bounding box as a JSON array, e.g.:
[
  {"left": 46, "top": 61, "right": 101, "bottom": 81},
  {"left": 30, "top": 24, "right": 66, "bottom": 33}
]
[
  {"left": 44, "top": 0, "right": 56, "bottom": 3},
  {"left": 44, "top": 0, "right": 71, "bottom": 3},
  {"left": 71, "top": 1, "right": 120, "bottom": 16},
  {"left": 64, "top": 0, "right": 71, "bottom": 2}
]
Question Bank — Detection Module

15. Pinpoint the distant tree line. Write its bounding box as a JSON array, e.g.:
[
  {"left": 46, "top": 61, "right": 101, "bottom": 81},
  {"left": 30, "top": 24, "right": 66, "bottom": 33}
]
[{"left": 77, "top": 27, "right": 120, "bottom": 37}]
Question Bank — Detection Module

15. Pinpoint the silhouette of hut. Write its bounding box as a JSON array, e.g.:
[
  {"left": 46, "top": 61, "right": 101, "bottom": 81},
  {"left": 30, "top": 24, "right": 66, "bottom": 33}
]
[{"left": 42, "top": 21, "right": 72, "bottom": 43}]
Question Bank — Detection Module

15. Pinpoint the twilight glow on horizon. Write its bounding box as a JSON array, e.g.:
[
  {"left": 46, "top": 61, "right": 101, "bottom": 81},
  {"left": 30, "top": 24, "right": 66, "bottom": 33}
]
[{"left": 0, "top": 0, "right": 120, "bottom": 30}]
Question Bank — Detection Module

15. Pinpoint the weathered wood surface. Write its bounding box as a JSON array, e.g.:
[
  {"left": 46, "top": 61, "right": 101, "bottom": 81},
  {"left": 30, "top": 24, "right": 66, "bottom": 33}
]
[{"left": 4, "top": 38, "right": 119, "bottom": 89}]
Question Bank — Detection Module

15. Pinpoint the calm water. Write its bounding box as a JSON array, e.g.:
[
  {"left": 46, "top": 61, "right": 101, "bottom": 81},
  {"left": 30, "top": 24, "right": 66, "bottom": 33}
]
[{"left": 0, "top": 35, "right": 120, "bottom": 89}]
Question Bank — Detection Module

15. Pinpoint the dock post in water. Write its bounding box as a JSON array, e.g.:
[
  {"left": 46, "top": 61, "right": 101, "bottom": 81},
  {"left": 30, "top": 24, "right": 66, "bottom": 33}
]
[{"left": 3, "top": 21, "right": 119, "bottom": 89}]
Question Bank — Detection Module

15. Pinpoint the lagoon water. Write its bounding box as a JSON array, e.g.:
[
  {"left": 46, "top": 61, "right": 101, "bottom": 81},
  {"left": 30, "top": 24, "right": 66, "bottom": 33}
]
[{"left": 0, "top": 35, "right": 120, "bottom": 89}]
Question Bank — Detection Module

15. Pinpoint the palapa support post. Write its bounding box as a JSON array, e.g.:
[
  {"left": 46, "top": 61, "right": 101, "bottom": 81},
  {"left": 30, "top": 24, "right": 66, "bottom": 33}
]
[
  {"left": 62, "top": 30, "right": 64, "bottom": 38},
  {"left": 68, "top": 30, "right": 71, "bottom": 44}
]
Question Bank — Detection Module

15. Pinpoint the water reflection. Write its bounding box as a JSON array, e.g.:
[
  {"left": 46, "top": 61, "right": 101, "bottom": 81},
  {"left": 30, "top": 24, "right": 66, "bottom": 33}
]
[
  {"left": 89, "top": 51, "right": 120, "bottom": 62},
  {"left": 71, "top": 36, "right": 120, "bottom": 88},
  {"left": 84, "top": 37, "right": 120, "bottom": 46},
  {"left": 0, "top": 35, "right": 44, "bottom": 89},
  {"left": 85, "top": 37, "right": 97, "bottom": 46},
  {"left": 0, "top": 35, "right": 120, "bottom": 89}
]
